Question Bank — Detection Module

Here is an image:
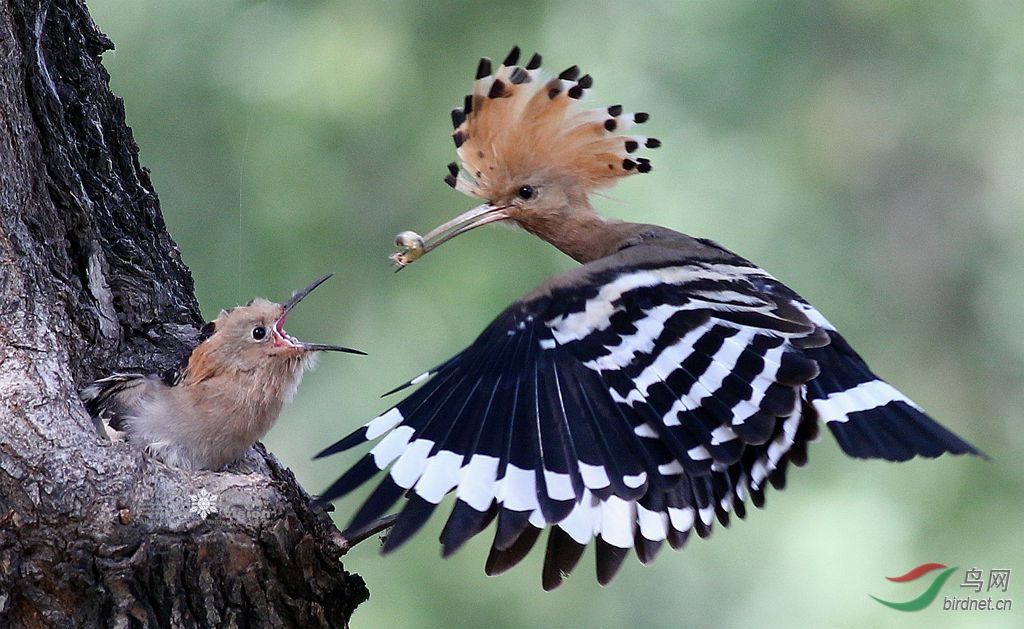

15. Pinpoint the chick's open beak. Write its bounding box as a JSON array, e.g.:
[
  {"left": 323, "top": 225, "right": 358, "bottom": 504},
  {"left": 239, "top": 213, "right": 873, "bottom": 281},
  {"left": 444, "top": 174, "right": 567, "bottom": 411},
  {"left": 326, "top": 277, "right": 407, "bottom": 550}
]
[
  {"left": 390, "top": 202, "right": 512, "bottom": 268},
  {"left": 274, "top": 274, "right": 366, "bottom": 355}
]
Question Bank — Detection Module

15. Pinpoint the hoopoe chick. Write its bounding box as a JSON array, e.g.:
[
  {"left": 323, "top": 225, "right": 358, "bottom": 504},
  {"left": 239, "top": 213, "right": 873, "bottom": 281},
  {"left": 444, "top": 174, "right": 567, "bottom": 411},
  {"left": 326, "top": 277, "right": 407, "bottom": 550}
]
[
  {"left": 82, "top": 274, "right": 364, "bottom": 471},
  {"left": 318, "top": 48, "right": 985, "bottom": 589}
]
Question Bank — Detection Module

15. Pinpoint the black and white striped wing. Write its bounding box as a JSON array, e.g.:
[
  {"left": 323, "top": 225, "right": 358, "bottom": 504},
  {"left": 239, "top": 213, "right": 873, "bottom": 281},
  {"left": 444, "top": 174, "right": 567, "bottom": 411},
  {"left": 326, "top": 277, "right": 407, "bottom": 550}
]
[
  {"left": 316, "top": 259, "right": 979, "bottom": 588},
  {"left": 80, "top": 373, "right": 150, "bottom": 439}
]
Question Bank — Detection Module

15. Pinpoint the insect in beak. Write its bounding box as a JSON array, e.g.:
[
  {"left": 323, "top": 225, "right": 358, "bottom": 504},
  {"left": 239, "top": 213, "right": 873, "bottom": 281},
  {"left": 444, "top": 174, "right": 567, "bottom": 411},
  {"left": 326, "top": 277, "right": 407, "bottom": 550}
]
[{"left": 390, "top": 203, "right": 512, "bottom": 270}]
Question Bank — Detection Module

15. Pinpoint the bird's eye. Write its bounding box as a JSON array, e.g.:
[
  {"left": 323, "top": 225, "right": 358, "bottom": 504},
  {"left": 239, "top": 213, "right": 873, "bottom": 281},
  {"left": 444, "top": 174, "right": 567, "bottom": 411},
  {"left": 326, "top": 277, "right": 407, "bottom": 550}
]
[
  {"left": 251, "top": 326, "right": 267, "bottom": 341},
  {"left": 517, "top": 184, "right": 536, "bottom": 200}
]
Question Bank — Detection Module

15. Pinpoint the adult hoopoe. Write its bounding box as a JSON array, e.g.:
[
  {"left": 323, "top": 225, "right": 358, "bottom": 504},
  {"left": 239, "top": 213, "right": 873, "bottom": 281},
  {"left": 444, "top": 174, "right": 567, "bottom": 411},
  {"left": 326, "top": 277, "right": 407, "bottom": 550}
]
[
  {"left": 316, "top": 48, "right": 984, "bottom": 589},
  {"left": 83, "top": 275, "right": 364, "bottom": 470}
]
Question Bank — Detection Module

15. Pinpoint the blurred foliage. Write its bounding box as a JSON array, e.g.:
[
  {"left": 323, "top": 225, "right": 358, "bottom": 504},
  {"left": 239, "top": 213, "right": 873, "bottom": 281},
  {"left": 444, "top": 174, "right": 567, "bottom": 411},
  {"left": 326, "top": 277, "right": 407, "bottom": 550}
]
[{"left": 88, "top": 1, "right": 1021, "bottom": 627}]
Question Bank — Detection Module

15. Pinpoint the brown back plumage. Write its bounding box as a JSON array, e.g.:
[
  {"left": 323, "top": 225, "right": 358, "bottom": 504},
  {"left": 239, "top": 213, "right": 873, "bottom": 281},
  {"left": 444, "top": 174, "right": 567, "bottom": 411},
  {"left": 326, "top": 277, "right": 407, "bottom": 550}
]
[{"left": 445, "top": 46, "right": 660, "bottom": 201}]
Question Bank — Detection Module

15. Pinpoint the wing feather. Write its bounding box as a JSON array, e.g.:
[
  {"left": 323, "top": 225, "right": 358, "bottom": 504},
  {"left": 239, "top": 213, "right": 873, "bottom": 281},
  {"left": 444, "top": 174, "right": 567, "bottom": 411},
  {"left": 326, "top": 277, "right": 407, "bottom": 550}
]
[{"left": 319, "top": 256, "right": 981, "bottom": 587}]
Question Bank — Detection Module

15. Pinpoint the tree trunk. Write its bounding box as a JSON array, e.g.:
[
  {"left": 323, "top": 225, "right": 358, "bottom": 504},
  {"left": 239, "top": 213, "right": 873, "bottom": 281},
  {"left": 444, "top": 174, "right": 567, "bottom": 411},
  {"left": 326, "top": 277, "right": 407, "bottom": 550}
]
[{"left": 0, "top": 0, "right": 367, "bottom": 626}]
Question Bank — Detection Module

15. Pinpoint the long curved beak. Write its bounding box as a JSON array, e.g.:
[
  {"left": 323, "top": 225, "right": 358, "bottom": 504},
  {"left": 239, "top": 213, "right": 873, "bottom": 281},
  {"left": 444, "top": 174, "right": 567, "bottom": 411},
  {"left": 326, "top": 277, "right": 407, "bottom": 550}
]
[
  {"left": 391, "top": 203, "right": 512, "bottom": 268},
  {"left": 281, "top": 274, "right": 333, "bottom": 315},
  {"left": 297, "top": 341, "right": 365, "bottom": 354},
  {"left": 275, "top": 274, "right": 367, "bottom": 355}
]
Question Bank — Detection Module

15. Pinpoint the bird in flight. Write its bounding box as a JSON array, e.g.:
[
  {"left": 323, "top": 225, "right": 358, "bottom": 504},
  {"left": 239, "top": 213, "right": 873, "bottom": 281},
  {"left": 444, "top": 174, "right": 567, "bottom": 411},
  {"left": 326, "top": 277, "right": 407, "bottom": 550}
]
[{"left": 316, "top": 48, "right": 984, "bottom": 589}]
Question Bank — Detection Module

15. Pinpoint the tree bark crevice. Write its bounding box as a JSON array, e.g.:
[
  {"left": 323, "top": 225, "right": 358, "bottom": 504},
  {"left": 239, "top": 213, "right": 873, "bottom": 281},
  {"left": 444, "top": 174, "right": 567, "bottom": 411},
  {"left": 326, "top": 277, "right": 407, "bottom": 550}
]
[{"left": 0, "top": 1, "right": 367, "bottom": 626}]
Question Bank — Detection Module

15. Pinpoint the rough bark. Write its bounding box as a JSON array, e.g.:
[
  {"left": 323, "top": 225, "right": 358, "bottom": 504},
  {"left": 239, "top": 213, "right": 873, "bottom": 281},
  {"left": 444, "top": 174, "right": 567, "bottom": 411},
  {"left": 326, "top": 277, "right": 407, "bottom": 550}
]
[{"left": 0, "top": 0, "right": 367, "bottom": 626}]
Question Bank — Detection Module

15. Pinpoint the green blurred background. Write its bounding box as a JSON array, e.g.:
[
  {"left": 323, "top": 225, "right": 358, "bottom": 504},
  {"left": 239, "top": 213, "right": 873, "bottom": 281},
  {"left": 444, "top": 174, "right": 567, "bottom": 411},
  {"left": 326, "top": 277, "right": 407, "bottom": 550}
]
[{"left": 88, "top": 1, "right": 1021, "bottom": 627}]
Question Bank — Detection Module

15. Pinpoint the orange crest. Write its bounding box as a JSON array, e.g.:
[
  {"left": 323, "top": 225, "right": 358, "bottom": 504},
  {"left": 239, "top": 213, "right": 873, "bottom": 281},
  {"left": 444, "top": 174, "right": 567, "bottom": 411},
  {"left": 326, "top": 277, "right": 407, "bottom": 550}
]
[{"left": 444, "top": 47, "right": 660, "bottom": 200}]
